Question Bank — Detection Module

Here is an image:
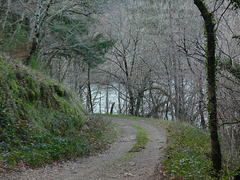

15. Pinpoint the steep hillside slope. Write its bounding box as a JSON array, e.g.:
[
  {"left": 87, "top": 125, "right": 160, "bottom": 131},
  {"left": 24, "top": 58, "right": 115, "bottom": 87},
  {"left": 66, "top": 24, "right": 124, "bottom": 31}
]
[{"left": 0, "top": 57, "right": 115, "bottom": 172}]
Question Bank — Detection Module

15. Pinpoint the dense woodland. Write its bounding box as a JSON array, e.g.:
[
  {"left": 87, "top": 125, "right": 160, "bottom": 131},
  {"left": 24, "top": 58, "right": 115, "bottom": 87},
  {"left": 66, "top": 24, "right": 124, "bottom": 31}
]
[{"left": 0, "top": 0, "right": 240, "bottom": 178}]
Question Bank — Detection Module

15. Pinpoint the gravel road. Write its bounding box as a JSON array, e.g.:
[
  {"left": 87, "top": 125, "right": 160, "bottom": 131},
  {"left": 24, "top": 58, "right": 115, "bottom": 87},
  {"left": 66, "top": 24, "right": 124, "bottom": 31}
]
[{"left": 1, "top": 116, "right": 166, "bottom": 180}]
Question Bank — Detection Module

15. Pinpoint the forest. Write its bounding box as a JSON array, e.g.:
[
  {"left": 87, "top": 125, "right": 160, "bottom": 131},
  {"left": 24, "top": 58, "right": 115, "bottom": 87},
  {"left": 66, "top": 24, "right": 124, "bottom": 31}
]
[{"left": 0, "top": 0, "right": 240, "bottom": 179}]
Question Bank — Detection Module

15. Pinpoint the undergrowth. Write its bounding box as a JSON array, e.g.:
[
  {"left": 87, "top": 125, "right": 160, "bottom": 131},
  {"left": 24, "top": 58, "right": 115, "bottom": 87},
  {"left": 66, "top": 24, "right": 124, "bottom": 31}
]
[
  {"left": 0, "top": 58, "right": 116, "bottom": 173},
  {"left": 0, "top": 116, "right": 116, "bottom": 171},
  {"left": 155, "top": 120, "right": 212, "bottom": 179}
]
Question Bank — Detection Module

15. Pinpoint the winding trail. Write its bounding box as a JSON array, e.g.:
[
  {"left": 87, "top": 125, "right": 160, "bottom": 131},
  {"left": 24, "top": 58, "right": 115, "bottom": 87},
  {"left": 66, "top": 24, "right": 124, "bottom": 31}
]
[{"left": 2, "top": 116, "right": 166, "bottom": 180}]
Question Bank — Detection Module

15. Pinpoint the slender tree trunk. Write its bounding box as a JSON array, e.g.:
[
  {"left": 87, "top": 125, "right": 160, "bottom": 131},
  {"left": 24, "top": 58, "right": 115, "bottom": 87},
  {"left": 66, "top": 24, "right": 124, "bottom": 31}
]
[
  {"left": 110, "top": 102, "right": 115, "bottom": 115},
  {"left": 128, "top": 89, "right": 135, "bottom": 116},
  {"left": 179, "top": 66, "right": 184, "bottom": 121},
  {"left": 25, "top": 0, "right": 53, "bottom": 66},
  {"left": 125, "top": 88, "right": 128, "bottom": 115},
  {"left": 99, "top": 90, "right": 102, "bottom": 114},
  {"left": 25, "top": 0, "right": 41, "bottom": 66},
  {"left": 106, "top": 84, "right": 109, "bottom": 114},
  {"left": 168, "top": 0, "right": 180, "bottom": 121},
  {"left": 2, "top": 0, "right": 11, "bottom": 31},
  {"left": 199, "top": 75, "right": 206, "bottom": 129},
  {"left": 193, "top": 0, "right": 222, "bottom": 177},
  {"left": 165, "top": 101, "right": 169, "bottom": 120},
  {"left": 135, "top": 91, "right": 144, "bottom": 117},
  {"left": 87, "top": 67, "right": 93, "bottom": 113},
  {"left": 118, "top": 83, "right": 122, "bottom": 114}
]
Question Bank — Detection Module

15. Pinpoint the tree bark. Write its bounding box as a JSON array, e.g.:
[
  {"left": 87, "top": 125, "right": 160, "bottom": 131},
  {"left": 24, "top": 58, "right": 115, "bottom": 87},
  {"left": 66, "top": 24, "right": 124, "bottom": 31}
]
[
  {"left": 2, "top": 0, "right": 11, "bottom": 31},
  {"left": 110, "top": 102, "right": 115, "bottom": 115},
  {"left": 106, "top": 84, "right": 109, "bottom": 114},
  {"left": 128, "top": 89, "right": 135, "bottom": 116},
  {"left": 135, "top": 91, "right": 144, "bottom": 117},
  {"left": 87, "top": 67, "right": 93, "bottom": 113},
  {"left": 25, "top": 0, "right": 41, "bottom": 66},
  {"left": 168, "top": 0, "right": 180, "bottom": 121},
  {"left": 25, "top": 0, "right": 53, "bottom": 66},
  {"left": 118, "top": 83, "right": 122, "bottom": 114},
  {"left": 99, "top": 90, "right": 102, "bottom": 114},
  {"left": 199, "top": 75, "right": 206, "bottom": 129},
  {"left": 193, "top": 0, "right": 222, "bottom": 177}
]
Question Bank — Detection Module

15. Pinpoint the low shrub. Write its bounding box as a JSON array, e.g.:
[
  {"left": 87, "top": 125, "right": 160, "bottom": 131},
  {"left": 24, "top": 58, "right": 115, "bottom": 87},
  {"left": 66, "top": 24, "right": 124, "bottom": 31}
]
[{"left": 0, "top": 116, "right": 116, "bottom": 170}]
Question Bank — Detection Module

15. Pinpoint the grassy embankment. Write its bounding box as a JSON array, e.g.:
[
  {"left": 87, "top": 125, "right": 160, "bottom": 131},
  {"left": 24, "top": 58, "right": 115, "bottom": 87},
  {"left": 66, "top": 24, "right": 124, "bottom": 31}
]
[
  {"left": 0, "top": 57, "right": 116, "bottom": 173},
  {"left": 102, "top": 114, "right": 239, "bottom": 179}
]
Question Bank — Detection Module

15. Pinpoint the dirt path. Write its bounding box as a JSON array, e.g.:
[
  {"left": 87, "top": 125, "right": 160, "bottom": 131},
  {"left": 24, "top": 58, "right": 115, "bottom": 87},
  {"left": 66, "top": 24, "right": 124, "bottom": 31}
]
[{"left": 1, "top": 116, "right": 166, "bottom": 180}]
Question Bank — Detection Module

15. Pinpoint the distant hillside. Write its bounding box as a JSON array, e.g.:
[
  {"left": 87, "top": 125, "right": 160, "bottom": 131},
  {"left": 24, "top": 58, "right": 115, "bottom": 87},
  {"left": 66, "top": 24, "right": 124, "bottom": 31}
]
[{"left": 0, "top": 56, "right": 116, "bottom": 172}]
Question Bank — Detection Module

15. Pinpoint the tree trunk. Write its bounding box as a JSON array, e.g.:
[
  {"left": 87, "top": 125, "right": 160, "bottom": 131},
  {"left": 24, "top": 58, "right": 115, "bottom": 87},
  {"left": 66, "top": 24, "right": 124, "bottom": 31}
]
[
  {"left": 110, "top": 102, "right": 115, "bottom": 115},
  {"left": 135, "top": 91, "right": 144, "bottom": 117},
  {"left": 165, "top": 101, "right": 169, "bottom": 120},
  {"left": 25, "top": 0, "right": 53, "bottom": 66},
  {"left": 25, "top": 0, "right": 41, "bottom": 66},
  {"left": 2, "top": 0, "right": 11, "bottom": 31},
  {"left": 106, "top": 84, "right": 109, "bottom": 114},
  {"left": 193, "top": 0, "right": 222, "bottom": 177},
  {"left": 199, "top": 75, "right": 206, "bottom": 129},
  {"left": 169, "top": 0, "right": 181, "bottom": 121},
  {"left": 118, "top": 83, "right": 122, "bottom": 114},
  {"left": 87, "top": 67, "right": 93, "bottom": 113},
  {"left": 128, "top": 89, "right": 135, "bottom": 116},
  {"left": 99, "top": 90, "right": 102, "bottom": 114}
]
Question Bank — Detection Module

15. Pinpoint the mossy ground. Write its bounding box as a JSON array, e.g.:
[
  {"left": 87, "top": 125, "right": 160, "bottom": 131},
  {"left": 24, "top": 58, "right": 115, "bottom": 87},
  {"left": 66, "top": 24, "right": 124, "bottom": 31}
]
[{"left": 0, "top": 58, "right": 116, "bottom": 173}]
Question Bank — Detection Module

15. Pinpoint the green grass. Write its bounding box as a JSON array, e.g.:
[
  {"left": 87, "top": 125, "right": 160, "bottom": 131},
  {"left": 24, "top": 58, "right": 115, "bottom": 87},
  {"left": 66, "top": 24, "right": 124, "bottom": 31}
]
[
  {"left": 115, "top": 123, "right": 149, "bottom": 163},
  {"left": 129, "top": 124, "right": 149, "bottom": 153},
  {"left": 116, "top": 152, "right": 135, "bottom": 162}
]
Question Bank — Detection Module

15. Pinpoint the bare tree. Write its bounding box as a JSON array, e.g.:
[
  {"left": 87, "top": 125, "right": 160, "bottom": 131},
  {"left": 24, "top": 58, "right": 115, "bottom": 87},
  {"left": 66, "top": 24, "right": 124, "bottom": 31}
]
[{"left": 193, "top": 0, "right": 222, "bottom": 176}]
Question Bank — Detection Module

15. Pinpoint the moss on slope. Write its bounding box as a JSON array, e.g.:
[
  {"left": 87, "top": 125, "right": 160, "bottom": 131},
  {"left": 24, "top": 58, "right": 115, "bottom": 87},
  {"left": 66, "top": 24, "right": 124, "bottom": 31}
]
[{"left": 0, "top": 57, "right": 116, "bottom": 172}]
